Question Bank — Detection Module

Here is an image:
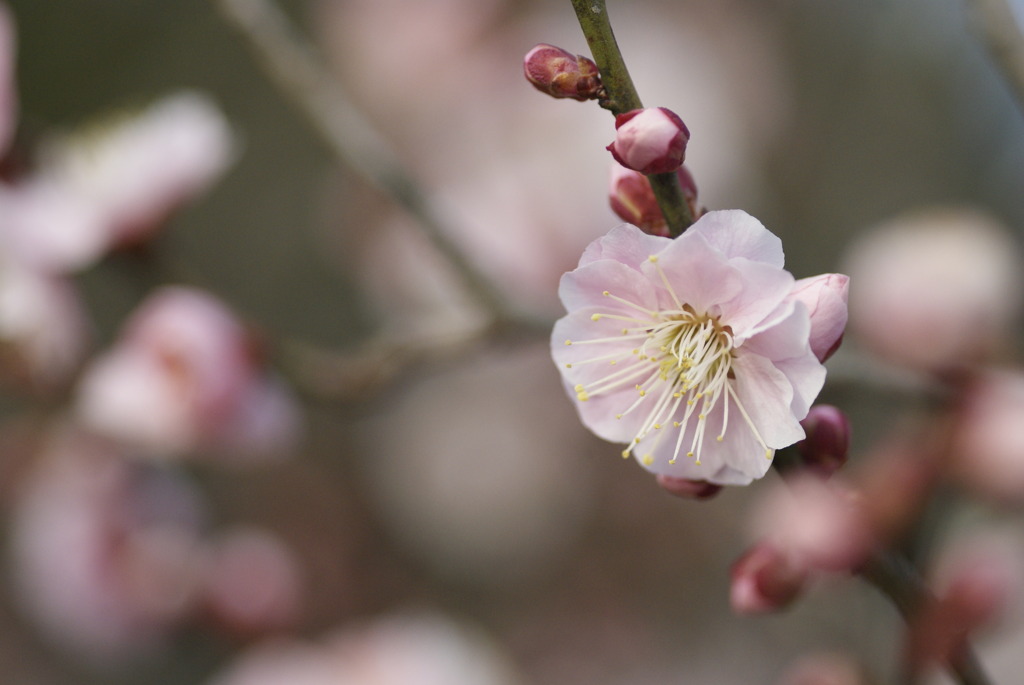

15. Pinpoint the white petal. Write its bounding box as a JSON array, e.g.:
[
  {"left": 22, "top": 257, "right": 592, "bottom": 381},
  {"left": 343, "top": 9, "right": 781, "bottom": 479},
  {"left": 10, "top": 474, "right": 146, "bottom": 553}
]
[{"left": 731, "top": 352, "right": 804, "bottom": 449}]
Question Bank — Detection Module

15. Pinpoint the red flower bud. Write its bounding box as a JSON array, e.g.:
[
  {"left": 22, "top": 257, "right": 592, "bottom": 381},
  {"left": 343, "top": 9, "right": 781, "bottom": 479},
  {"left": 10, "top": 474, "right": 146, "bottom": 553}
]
[
  {"left": 608, "top": 164, "right": 699, "bottom": 236},
  {"left": 796, "top": 405, "right": 851, "bottom": 478},
  {"left": 607, "top": 107, "right": 689, "bottom": 175},
  {"left": 523, "top": 44, "right": 602, "bottom": 101}
]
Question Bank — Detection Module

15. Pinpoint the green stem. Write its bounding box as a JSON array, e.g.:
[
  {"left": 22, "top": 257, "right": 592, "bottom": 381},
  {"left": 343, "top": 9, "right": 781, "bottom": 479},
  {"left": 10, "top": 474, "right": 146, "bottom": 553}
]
[{"left": 569, "top": 0, "right": 694, "bottom": 237}]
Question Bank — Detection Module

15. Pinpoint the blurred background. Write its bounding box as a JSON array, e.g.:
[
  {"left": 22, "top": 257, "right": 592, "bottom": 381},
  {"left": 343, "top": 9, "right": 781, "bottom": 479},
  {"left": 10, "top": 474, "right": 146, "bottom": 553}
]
[{"left": 1, "top": 0, "right": 1024, "bottom": 683}]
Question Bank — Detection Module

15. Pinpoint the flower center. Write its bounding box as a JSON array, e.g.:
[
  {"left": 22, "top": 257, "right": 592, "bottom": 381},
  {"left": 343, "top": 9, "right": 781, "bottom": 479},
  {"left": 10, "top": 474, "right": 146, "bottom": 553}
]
[{"left": 563, "top": 259, "right": 773, "bottom": 468}]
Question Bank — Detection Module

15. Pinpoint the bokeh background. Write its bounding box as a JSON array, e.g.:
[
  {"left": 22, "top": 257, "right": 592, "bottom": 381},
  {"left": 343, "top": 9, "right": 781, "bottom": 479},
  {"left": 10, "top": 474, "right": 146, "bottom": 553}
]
[{"left": 2, "top": 0, "right": 1024, "bottom": 683}]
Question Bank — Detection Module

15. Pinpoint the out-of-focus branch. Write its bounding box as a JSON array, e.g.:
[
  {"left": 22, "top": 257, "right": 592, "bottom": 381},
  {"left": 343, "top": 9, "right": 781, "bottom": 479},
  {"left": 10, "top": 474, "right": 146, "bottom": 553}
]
[
  {"left": 569, "top": 0, "right": 694, "bottom": 236},
  {"left": 966, "top": 0, "right": 1024, "bottom": 116},
  {"left": 861, "top": 552, "right": 992, "bottom": 685},
  {"left": 215, "top": 0, "right": 513, "bottom": 321}
]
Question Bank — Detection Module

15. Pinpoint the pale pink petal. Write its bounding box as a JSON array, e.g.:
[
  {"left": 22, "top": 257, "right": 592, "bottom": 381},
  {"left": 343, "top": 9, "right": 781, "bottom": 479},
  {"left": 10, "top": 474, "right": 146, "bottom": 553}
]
[
  {"left": 645, "top": 229, "right": 743, "bottom": 314},
  {"left": 716, "top": 257, "right": 795, "bottom": 338},
  {"left": 690, "top": 209, "right": 784, "bottom": 267},
  {"left": 557, "top": 258, "right": 658, "bottom": 313},
  {"left": 731, "top": 352, "right": 804, "bottom": 448},
  {"left": 789, "top": 273, "right": 849, "bottom": 362},
  {"left": 578, "top": 222, "right": 671, "bottom": 269}
]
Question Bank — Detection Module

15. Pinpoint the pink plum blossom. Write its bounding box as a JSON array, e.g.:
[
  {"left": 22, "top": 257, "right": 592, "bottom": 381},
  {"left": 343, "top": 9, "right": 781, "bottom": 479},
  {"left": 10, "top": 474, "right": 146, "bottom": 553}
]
[
  {"left": 607, "top": 107, "right": 689, "bottom": 175},
  {"left": 76, "top": 287, "right": 300, "bottom": 460},
  {"left": 552, "top": 210, "right": 839, "bottom": 485}
]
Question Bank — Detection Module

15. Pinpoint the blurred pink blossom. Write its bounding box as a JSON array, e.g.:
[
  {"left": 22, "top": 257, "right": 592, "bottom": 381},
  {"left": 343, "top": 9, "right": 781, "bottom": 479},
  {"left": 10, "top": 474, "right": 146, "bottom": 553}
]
[
  {"left": 1, "top": 92, "right": 234, "bottom": 272},
  {"left": 552, "top": 211, "right": 829, "bottom": 485},
  {"left": 200, "top": 526, "right": 304, "bottom": 638},
  {"left": 749, "top": 474, "right": 873, "bottom": 572},
  {"left": 8, "top": 427, "right": 206, "bottom": 663},
  {"left": 844, "top": 208, "right": 1023, "bottom": 372},
  {"left": 209, "top": 614, "right": 522, "bottom": 685},
  {"left": 76, "top": 287, "right": 300, "bottom": 460}
]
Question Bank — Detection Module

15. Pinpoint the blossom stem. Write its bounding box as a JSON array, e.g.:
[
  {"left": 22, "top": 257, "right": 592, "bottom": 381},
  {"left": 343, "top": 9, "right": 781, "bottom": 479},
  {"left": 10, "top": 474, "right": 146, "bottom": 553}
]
[
  {"left": 965, "top": 0, "right": 1024, "bottom": 118},
  {"left": 215, "top": 0, "right": 513, "bottom": 321},
  {"left": 569, "top": 0, "right": 694, "bottom": 237},
  {"left": 861, "top": 551, "right": 993, "bottom": 685}
]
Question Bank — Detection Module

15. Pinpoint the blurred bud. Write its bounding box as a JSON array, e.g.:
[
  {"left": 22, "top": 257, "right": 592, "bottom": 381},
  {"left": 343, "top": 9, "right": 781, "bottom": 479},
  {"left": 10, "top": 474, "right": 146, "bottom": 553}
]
[
  {"left": 777, "top": 653, "right": 867, "bottom": 685},
  {"left": 949, "top": 369, "right": 1024, "bottom": 503},
  {"left": 608, "top": 164, "right": 699, "bottom": 236},
  {"left": 790, "top": 274, "right": 849, "bottom": 362},
  {"left": 607, "top": 107, "right": 689, "bottom": 175},
  {"left": 844, "top": 207, "right": 1023, "bottom": 372},
  {"left": 856, "top": 437, "right": 937, "bottom": 544},
  {"left": 522, "top": 43, "right": 602, "bottom": 101},
  {"left": 796, "top": 405, "right": 851, "bottom": 478},
  {"left": 200, "top": 527, "right": 303, "bottom": 638},
  {"left": 655, "top": 474, "right": 722, "bottom": 500},
  {"left": 0, "top": 1, "right": 17, "bottom": 158},
  {"left": 751, "top": 474, "right": 874, "bottom": 573},
  {"left": 730, "top": 543, "right": 808, "bottom": 614}
]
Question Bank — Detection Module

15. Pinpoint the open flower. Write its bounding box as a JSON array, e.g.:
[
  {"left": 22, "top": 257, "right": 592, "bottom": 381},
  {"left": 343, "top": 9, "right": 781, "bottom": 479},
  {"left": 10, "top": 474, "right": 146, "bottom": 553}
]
[{"left": 552, "top": 210, "right": 836, "bottom": 485}]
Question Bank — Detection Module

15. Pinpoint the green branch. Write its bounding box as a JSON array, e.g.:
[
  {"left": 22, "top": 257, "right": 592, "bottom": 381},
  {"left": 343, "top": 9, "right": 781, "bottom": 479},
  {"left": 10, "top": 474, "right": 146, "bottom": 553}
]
[{"left": 570, "top": 0, "right": 694, "bottom": 237}]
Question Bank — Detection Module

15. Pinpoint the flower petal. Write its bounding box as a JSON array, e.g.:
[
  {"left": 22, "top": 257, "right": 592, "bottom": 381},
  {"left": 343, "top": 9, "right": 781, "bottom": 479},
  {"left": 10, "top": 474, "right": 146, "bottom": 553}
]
[
  {"left": 558, "top": 258, "right": 658, "bottom": 313},
  {"left": 578, "top": 223, "right": 671, "bottom": 270},
  {"left": 731, "top": 352, "right": 805, "bottom": 449},
  {"left": 645, "top": 230, "right": 743, "bottom": 314},
  {"left": 690, "top": 210, "right": 784, "bottom": 267}
]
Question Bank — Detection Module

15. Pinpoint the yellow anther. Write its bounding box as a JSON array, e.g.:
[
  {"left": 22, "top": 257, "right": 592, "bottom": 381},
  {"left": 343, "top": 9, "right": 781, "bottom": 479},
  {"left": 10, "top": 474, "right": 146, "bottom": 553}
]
[
  {"left": 687, "top": 451, "right": 694, "bottom": 458},
  {"left": 615, "top": 414, "right": 623, "bottom": 420},
  {"left": 716, "top": 435, "right": 724, "bottom": 442},
  {"left": 642, "top": 455, "right": 654, "bottom": 466},
  {"left": 648, "top": 255, "right": 659, "bottom": 263},
  {"left": 602, "top": 290, "right": 610, "bottom": 296},
  {"left": 621, "top": 449, "right": 631, "bottom": 459},
  {"left": 565, "top": 363, "right": 572, "bottom": 368},
  {"left": 653, "top": 424, "right": 662, "bottom": 430},
  {"left": 574, "top": 384, "right": 584, "bottom": 392},
  {"left": 673, "top": 421, "right": 681, "bottom": 427},
  {"left": 591, "top": 314, "right": 602, "bottom": 321},
  {"left": 698, "top": 414, "right": 706, "bottom": 420},
  {"left": 577, "top": 391, "right": 590, "bottom": 402},
  {"left": 564, "top": 339, "right": 572, "bottom": 345}
]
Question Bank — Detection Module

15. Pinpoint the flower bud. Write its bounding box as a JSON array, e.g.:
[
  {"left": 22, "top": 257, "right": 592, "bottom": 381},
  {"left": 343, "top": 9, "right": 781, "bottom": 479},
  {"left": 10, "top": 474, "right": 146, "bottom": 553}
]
[
  {"left": 522, "top": 44, "right": 602, "bottom": 101},
  {"left": 655, "top": 474, "right": 722, "bottom": 500},
  {"left": 789, "top": 274, "right": 849, "bottom": 362},
  {"left": 796, "top": 405, "right": 851, "bottom": 478},
  {"left": 730, "top": 543, "right": 808, "bottom": 614},
  {"left": 608, "top": 164, "right": 699, "bottom": 237},
  {"left": 607, "top": 107, "right": 689, "bottom": 175}
]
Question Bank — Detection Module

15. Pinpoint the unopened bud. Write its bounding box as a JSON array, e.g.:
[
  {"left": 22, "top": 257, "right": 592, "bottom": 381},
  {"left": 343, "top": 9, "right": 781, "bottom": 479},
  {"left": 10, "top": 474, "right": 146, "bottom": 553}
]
[
  {"left": 607, "top": 107, "right": 689, "bottom": 175},
  {"left": 609, "top": 164, "right": 699, "bottom": 237},
  {"left": 796, "top": 405, "right": 851, "bottom": 478},
  {"left": 730, "top": 543, "right": 808, "bottom": 614},
  {"left": 523, "top": 44, "right": 602, "bottom": 101},
  {"left": 790, "top": 274, "right": 849, "bottom": 362},
  {"left": 656, "top": 474, "right": 722, "bottom": 500}
]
